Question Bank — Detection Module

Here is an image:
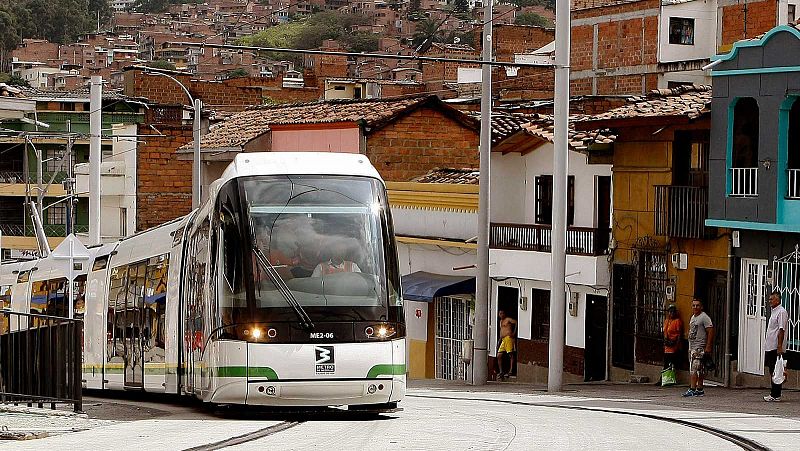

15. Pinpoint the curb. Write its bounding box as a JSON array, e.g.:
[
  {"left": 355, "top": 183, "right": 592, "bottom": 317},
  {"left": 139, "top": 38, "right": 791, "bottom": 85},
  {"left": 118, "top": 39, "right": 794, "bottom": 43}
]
[{"left": 0, "top": 404, "right": 87, "bottom": 418}]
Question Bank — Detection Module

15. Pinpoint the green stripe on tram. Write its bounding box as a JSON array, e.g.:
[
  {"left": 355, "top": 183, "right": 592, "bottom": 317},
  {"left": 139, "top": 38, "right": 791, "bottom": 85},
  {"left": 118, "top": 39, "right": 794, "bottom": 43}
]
[
  {"left": 215, "top": 366, "right": 279, "bottom": 380},
  {"left": 367, "top": 364, "right": 406, "bottom": 379}
]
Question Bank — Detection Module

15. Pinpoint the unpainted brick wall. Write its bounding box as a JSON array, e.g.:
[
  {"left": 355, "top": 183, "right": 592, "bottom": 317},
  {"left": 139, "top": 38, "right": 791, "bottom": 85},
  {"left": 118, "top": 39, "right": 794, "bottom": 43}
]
[
  {"left": 366, "top": 107, "right": 479, "bottom": 182},
  {"left": 517, "top": 339, "right": 586, "bottom": 376},
  {"left": 136, "top": 124, "right": 193, "bottom": 230},
  {"left": 720, "top": 0, "right": 778, "bottom": 47},
  {"left": 126, "top": 71, "right": 263, "bottom": 108}
]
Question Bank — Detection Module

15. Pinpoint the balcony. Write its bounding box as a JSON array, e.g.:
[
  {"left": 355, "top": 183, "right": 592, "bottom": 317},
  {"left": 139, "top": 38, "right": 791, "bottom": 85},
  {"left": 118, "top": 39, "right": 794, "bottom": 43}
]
[
  {"left": 0, "top": 223, "right": 90, "bottom": 237},
  {"left": 730, "top": 167, "right": 758, "bottom": 197},
  {"left": 654, "top": 185, "right": 711, "bottom": 239},
  {"left": 490, "top": 223, "right": 610, "bottom": 256},
  {"left": 788, "top": 169, "right": 800, "bottom": 199},
  {"left": 0, "top": 170, "right": 68, "bottom": 184}
]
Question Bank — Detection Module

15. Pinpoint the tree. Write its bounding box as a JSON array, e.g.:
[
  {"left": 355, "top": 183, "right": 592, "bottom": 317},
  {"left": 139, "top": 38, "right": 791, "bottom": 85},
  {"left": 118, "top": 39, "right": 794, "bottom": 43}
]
[
  {"left": 514, "top": 12, "right": 553, "bottom": 28},
  {"left": 224, "top": 68, "right": 249, "bottom": 79},
  {"left": 453, "top": 0, "right": 470, "bottom": 15},
  {"left": 0, "top": 72, "right": 30, "bottom": 86},
  {"left": 146, "top": 60, "right": 177, "bottom": 71},
  {"left": 412, "top": 18, "right": 445, "bottom": 52},
  {"left": 340, "top": 32, "right": 379, "bottom": 53}
]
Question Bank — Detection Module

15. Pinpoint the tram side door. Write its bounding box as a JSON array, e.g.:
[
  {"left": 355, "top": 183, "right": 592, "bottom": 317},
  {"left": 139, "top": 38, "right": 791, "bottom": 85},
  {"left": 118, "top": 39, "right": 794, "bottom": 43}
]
[{"left": 124, "top": 262, "right": 147, "bottom": 388}]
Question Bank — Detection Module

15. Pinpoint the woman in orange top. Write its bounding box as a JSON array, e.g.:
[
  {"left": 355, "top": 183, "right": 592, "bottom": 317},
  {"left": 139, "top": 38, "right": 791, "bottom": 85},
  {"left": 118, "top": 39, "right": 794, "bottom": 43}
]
[{"left": 663, "top": 304, "right": 683, "bottom": 370}]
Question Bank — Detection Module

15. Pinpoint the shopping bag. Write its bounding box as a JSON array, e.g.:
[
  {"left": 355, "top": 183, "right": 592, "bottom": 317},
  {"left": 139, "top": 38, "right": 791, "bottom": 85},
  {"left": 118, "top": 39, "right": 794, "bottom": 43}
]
[
  {"left": 772, "top": 356, "right": 787, "bottom": 385},
  {"left": 661, "top": 365, "right": 677, "bottom": 386}
]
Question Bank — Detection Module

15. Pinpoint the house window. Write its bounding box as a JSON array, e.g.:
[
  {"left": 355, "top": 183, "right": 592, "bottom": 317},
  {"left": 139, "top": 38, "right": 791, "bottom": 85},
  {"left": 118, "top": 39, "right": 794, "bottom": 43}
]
[
  {"left": 353, "top": 86, "right": 363, "bottom": 99},
  {"left": 534, "top": 175, "right": 575, "bottom": 226},
  {"left": 789, "top": 4, "right": 796, "bottom": 24},
  {"left": 44, "top": 148, "right": 63, "bottom": 173},
  {"left": 786, "top": 100, "right": 800, "bottom": 198},
  {"left": 530, "top": 288, "right": 550, "bottom": 340},
  {"left": 669, "top": 17, "right": 695, "bottom": 45},
  {"left": 47, "top": 204, "right": 67, "bottom": 225},
  {"left": 730, "top": 98, "right": 759, "bottom": 197}
]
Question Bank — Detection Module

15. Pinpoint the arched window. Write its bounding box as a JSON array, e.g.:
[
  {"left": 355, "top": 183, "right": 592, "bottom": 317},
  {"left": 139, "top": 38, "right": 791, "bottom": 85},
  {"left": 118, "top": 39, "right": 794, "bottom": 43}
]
[
  {"left": 730, "top": 98, "right": 759, "bottom": 197},
  {"left": 786, "top": 99, "right": 800, "bottom": 198},
  {"left": 732, "top": 97, "right": 759, "bottom": 168}
]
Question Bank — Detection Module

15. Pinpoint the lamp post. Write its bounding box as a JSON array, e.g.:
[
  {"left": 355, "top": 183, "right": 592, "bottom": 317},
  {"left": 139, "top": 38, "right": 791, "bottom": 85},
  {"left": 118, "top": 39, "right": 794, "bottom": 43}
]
[{"left": 143, "top": 70, "right": 203, "bottom": 209}]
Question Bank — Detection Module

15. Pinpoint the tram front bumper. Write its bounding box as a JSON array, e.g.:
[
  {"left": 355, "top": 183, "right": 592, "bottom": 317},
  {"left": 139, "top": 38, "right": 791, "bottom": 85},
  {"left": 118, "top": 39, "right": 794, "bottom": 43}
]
[{"left": 242, "top": 378, "right": 402, "bottom": 407}]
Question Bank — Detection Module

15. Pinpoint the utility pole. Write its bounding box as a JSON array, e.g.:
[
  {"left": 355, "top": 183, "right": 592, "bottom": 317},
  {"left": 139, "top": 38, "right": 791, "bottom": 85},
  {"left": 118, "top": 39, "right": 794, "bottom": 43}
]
[
  {"left": 548, "top": 0, "right": 572, "bottom": 392},
  {"left": 472, "top": 0, "right": 493, "bottom": 386},
  {"left": 65, "top": 120, "right": 74, "bottom": 236},
  {"left": 89, "top": 76, "right": 102, "bottom": 246},
  {"left": 193, "top": 98, "right": 202, "bottom": 209}
]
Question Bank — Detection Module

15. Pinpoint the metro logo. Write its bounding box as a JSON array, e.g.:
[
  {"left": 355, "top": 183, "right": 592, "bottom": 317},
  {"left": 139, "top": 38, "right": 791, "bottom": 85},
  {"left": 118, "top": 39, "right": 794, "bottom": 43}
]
[{"left": 315, "top": 346, "right": 336, "bottom": 374}]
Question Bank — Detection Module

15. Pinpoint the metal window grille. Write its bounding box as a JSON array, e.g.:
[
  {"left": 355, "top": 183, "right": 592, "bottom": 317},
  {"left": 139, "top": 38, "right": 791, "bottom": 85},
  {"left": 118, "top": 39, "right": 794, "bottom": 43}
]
[
  {"left": 788, "top": 169, "right": 800, "bottom": 199},
  {"left": 730, "top": 167, "right": 758, "bottom": 197},
  {"left": 636, "top": 251, "right": 668, "bottom": 339},
  {"left": 47, "top": 204, "right": 67, "bottom": 226},
  {"left": 434, "top": 296, "right": 473, "bottom": 381},
  {"left": 771, "top": 246, "right": 800, "bottom": 353}
]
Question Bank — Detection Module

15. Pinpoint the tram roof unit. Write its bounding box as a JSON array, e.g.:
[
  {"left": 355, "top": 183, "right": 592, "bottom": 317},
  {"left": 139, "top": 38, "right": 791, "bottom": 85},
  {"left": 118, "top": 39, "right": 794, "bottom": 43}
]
[{"left": 219, "top": 152, "right": 384, "bottom": 186}]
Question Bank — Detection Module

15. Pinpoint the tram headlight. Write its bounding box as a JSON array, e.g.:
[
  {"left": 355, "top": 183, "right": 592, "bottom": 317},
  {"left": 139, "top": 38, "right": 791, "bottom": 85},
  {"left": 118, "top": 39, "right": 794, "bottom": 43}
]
[
  {"left": 364, "top": 323, "right": 396, "bottom": 340},
  {"left": 251, "top": 328, "right": 262, "bottom": 339}
]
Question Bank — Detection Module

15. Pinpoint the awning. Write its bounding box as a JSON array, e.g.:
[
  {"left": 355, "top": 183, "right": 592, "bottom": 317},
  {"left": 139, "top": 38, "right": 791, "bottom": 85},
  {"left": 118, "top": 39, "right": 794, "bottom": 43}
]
[{"left": 401, "top": 271, "right": 475, "bottom": 302}]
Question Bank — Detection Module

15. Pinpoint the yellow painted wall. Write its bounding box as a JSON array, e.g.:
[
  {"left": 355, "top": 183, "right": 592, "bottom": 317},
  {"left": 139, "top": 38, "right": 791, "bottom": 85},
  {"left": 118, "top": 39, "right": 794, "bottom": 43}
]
[
  {"left": 612, "top": 134, "right": 729, "bottom": 331},
  {"left": 407, "top": 339, "right": 428, "bottom": 379}
]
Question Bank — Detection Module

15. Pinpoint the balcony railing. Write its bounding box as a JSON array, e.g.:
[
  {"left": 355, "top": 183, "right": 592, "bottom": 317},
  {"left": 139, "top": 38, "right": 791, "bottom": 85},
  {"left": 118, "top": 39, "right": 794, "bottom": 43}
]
[
  {"left": 0, "top": 224, "right": 89, "bottom": 237},
  {"left": 730, "top": 167, "right": 758, "bottom": 197},
  {"left": 654, "top": 185, "right": 711, "bottom": 239},
  {"left": 788, "top": 169, "right": 800, "bottom": 199},
  {"left": 0, "top": 171, "right": 68, "bottom": 184},
  {"left": 490, "top": 223, "right": 610, "bottom": 256}
]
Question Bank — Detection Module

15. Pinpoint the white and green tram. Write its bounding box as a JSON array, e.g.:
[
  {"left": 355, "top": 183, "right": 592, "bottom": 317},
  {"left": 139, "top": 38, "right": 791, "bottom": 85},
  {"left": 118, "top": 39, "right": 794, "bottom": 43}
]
[{"left": 1, "top": 152, "right": 406, "bottom": 410}]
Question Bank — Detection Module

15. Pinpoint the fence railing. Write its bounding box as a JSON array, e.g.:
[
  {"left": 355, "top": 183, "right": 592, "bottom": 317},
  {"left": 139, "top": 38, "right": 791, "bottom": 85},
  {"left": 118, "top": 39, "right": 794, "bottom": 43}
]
[
  {"left": 490, "top": 223, "right": 610, "bottom": 256},
  {"left": 654, "top": 185, "right": 710, "bottom": 239},
  {"left": 730, "top": 167, "right": 758, "bottom": 197},
  {"left": 788, "top": 169, "right": 800, "bottom": 199},
  {"left": 0, "top": 311, "right": 83, "bottom": 412},
  {"left": 0, "top": 223, "right": 90, "bottom": 237},
  {"left": 0, "top": 171, "right": 69, "bottom": 184}
]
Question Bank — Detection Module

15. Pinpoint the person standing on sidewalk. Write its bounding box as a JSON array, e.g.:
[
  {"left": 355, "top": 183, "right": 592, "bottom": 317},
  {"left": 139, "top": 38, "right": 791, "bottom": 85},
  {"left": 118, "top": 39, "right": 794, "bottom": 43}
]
[
  {"left": 663, "top": 304, "right": 683, "bottom": 370},
  {"left": 683, "top": 298, "right": 714, "bottom": 397},
  {"left": 497, "top": 310, "right": 517, "bottom": 381},
  {"left": 764, "top": 290, "right": 789, "bottom": 402}
]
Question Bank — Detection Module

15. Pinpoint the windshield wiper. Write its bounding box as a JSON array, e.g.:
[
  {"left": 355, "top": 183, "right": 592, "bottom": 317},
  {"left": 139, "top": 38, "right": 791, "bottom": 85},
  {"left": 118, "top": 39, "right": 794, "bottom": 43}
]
[{"left": 252, "top": 244, "right": 315, "bottom": 332}]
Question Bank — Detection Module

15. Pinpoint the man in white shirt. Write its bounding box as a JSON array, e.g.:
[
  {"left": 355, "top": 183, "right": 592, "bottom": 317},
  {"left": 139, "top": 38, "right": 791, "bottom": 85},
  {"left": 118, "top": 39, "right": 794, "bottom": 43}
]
[{"left": 764, "top": 290, "right": 789, "bottom": 402}]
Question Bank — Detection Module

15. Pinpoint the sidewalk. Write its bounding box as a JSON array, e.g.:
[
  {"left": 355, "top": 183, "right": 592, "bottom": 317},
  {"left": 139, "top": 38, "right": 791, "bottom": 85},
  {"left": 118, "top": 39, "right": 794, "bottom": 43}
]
[
  {"left": 0, "top": 404, "right": 115, "bottom": 440},
  {"left": 408, "top": 379, "right": 800, "bottom": 419}
]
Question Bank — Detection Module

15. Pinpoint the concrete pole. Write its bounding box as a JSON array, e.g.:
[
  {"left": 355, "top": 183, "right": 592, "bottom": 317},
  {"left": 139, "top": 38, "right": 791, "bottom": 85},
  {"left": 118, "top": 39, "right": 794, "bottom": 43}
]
[
  {"left": 65, "top": 120, "right": 73, "bottom": 236},
  {"left": 193, "top": 98, "right": 202, "bottom": 209},
  {"left": 471, "top": 0, "right": 493, "bottom": 386},
  {"left": 548, "top": 0, "right": 571, "bottom": 392},
  {"left": 89, "top": 76, "right": 102, "bottom": 246}
]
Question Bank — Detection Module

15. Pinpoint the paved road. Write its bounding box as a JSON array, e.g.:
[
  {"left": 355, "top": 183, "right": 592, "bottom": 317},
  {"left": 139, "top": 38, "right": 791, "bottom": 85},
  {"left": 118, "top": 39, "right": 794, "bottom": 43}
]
[{"left": 3, "top": 386, "right": 798, "bottom": 450}]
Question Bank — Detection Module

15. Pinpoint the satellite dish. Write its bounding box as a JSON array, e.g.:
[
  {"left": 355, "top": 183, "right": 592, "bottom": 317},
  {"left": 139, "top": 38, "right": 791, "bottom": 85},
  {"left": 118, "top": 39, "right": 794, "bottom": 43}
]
[{"left": 453, "top": 37, "right": 461, "bottom": 44}]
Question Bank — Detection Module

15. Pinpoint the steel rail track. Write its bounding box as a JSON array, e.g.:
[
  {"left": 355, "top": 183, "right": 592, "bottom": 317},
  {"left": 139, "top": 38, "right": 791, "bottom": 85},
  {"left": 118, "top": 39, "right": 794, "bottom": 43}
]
[{"left": 407, "top": 393, "right": 771, "bottom": 451}]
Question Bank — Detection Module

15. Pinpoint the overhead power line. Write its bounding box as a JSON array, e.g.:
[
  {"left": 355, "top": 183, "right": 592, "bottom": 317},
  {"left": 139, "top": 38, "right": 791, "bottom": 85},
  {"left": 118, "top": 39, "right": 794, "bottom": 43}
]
[{"left": 166, "top": 41, "right": 554, "bottom": 69}]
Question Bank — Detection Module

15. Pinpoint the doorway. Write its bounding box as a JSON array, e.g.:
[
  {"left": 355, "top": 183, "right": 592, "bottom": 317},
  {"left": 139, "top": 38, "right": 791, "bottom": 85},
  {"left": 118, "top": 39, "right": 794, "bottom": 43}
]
[
  {"left": 496, "top": 286, "right": 519, "bottom": 377},
  {"left": 738, "top": 259, "right": 768, "bottom": 375},
  {"left": 585, "top": 294, "right": 608, "bottom": 381},
  {"left": 612, "top": 264, "right": 635, "bottom": 370},
  {"left": 694, "top": 268, "right": 728, "bottom": 382},
  {"left": 434, "top": 296, "right": 473, "bottom": 380}
]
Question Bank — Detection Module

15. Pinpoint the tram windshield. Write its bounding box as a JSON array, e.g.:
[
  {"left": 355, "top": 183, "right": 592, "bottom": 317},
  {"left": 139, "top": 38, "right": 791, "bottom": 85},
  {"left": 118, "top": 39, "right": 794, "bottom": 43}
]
[{"left": 218, "top": 175, "right": 401, "bottom": 329}]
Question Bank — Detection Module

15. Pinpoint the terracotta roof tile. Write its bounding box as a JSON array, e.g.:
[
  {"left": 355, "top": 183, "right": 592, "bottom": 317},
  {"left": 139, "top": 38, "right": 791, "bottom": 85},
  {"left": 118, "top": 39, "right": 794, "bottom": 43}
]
[
  {"left": 186, "top": 95, "right": 454, "bottom": 151},
  {"left": 520, "top": 114, "right": 617, "bottom": 151},
  {"left": 468, "top": 112, "right": 533, "bottom": 143},
  {"left": 411, "top": 167, "right": 479, "bottom": 184},
  {"left": 579, "top": 85, "right": 711, "bottom": 125}
]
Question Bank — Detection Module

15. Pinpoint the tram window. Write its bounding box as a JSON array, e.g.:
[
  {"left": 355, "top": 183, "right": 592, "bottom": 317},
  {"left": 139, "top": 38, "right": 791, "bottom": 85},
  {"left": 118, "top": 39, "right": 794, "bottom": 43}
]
[
  {"left": 92, "top": 255, "right": 109, "bottom": 271},
  {"left": 17, "top": 271, "right": 29, "bottom": 283},
  {"left": 73, "top": 275, "right": 87, "bottom": 319},
  {"left": 44, "top": 278, "right": 68, "bottom": 318},
  {"left": 0, "top": 284, "right": 10, "bottom": 334},
  {"left": 107, "top": 265, "right": 128, "bottom": 363},
  {"left": 144, "top": 254, "right": 168, "bottom": 357},
  {"left": 30, "top": 280, "right": 49, "bottom": 319}
]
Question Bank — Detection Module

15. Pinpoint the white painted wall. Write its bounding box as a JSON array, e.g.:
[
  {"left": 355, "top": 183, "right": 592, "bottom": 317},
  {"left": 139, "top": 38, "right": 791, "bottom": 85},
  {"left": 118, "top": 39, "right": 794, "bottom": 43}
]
[
  {"left": 488, "top": 277, "right": 608, "bottom": 356},
  {"left": 392, "top": 207, "right": 477, "bottom": 241},
  {"left": 659, "top": 70, "right": 711, "bottom": 88},
  {"left": 491, "top": 142, "right": 612, "bottom": 228},
  {"left": 490, "top": 152, "right": 527, "bottom": 224},
  {"left": 489, "top": 248, "right": 610, "bottom": 287},
  {"left": 658, "top": 1, "right": 717, "bottom": 63},
  {"left": 397, "top": 242, "right": 476, "bottom": 277}
]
